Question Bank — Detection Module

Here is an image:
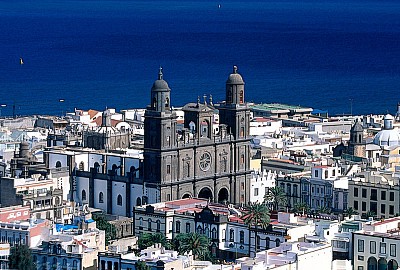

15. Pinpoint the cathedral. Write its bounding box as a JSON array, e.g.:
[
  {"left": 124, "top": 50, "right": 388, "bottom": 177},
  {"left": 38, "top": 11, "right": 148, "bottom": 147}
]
[{"left": 143, "top": 66, "right": 252, "bottom": 204}]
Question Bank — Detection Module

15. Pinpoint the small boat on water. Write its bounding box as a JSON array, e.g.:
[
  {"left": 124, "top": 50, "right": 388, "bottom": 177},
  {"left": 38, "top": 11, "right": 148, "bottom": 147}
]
[{"left": 20, "top": 57, "right": 24, "bottom": 65}]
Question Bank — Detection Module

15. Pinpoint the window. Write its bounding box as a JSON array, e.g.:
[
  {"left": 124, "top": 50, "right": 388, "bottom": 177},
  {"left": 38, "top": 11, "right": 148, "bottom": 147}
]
[
  {"left": 371, "top": 189, "right": 377, "bottom": 201},
  {"left": 229, "top": 229, "right": 234, "bottom": 242},
  {"left": 354, "top": 201, "right": 358, "bottom": 210},
  {"left": 56, "top": 161, "right": 62, "bottom": 168},
  {"left": 79, "top": 161, "right": 84, "bottom": 171},
  {"left": 358, "top": 239, "right": 364, "bottom": 252},
  {"left": 239, "top": 90, "right": 244, "bottom": 104},
  {"left": 176, "top": 221, "right": 181, "bottom": 233},
  {"left": 381, "top": 191, "right": 386, "bottom": 200},
  {"left": 389, "top": 205, "right": 394, "bottom": 215},
  {"left": 156, "top": 220, "right": 161, "bottom": 232},
  {"left": 275, "top": 238, "right": 280, "bottom": 247},
  {"left": 332, "top": 170, "right": 336, "bottom": 176},
  {"left": 81, "top": 190, "right": 86, "bottom": 201},
  {"left": 324, "top": 171, "right": 328, "bottom": 178},
  {"left": 117, "top": 194, "right": 122, "bottom": 206},
  {"left": 266, "top": 237, "right": 270, "bottom": 249},
  {"left": 390, "top": 244, "right": 396, "bottom": 257},
  {"left": 354, "top": 188, "right": 359, "bottom": 197},
  {"left": 240, "top": 154, "right": 245, "bottom": 165},
  {"left": 240, "top": 231, "right": 244, "bottom": 244},
  {"left": 381, "top": 204, "right": 386, "bottom": 214},
  {"left": 380, "top": 242, "right": 386, "bottom": 254},
  {"left": 390, "top": 192, "right": 395, "bottom": 201},
  {"left": 362, "top": 189, "right": 367, "bottom": 198},
  {"left": 362, "top": 202, "right": 366, "bottom": 211},
  {"left": 148, "top": 219, "right": 152, "bottom": 231},
  {"left": 315, "top": 170, "right": 319, "bottom": 178},
  {"left": 254, "top": 188, "right": 259, "bottom": 196},
  {"left": 358, "top": 266, "right": 364, "bottom": 270},
  {"left": 99, "top": 192, "right": 104, "bottom": 203},
  {"left": 370, "top": 241, "right": 376, "bottom": 254},
  {"left": 256, "top": 236, "right": 261, "bottom": 249},
  {"left": 211, "top": 228, "right": 217, "bottom": 239},
  {"left": 167, "top": 165, "right": 171, "bottom": 174},
  {"left": 186, "top": 223, "right": 191, "bottom": 233}
]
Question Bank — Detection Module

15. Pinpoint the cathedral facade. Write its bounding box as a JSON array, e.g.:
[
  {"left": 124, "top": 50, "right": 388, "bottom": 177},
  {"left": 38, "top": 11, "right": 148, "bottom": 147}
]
[{"left": 143, "top": 66, "right": 252, "bottom": 204}]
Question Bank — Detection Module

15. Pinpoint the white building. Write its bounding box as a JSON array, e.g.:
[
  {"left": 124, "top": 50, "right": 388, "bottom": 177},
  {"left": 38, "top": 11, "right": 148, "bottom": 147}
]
[
  {"left": 237, "top": 241, "right": 332, "bottom": 270},
  {"left": 353, "top": 217, "right": 400, "bottom": 270}
]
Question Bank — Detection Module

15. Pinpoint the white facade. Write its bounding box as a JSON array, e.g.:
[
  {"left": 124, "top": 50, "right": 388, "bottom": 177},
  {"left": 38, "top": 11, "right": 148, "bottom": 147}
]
[{"left": 249, "top": 170, "right": 277, "bottom": 203}]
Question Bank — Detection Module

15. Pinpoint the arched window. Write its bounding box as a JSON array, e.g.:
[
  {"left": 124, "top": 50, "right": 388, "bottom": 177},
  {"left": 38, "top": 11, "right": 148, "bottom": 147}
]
[
  {"left": 79, "top": 162, "right": 84, "bottom": 171},
  {"left": 211, "top": 227, "right": 217, "bottom": 239},
  {"left": 81, "top": 190, "right": 87, "bottom": 201},
  {"left": 55, "top": 197, "right": 60, "bottom": 206},
  {"left": 62, "top": 259, "right": 67, "bottom": 266},
  {"left": 165, "top": 97, "right": 169, "bottom": 108},
  {"left": 275, "top": 238, "right": 280, "bottom": 247},
  {"left": 227, "top": 88, "right": 232, "bottom": 103},
  {"left": 136, "top": 197, "right": 142, "bottom": 206},
  {"left": 186, "top": 222, "right": 191, "bottom": 233},
  {"left": 239, "top": 90, "right": 244, "bottom": 104},
  {"left": 99, "top": 192, "right": 104, "bottom": 203},
  {"left": 229, "top": 229, "right": 235, "bottom": 242},
  {"left": 240, "top": 231, "right": 245, "bottom": 244},
  {"left": 153, "top": 97, "right": 157, "bottom": 109},
  {"left": 176, "top": 221, "right": 181, "bottom": 233},
  {"left": 156, "top": 220, "right": 161, "bottom": 232},
  {"left": 130, "top": 166, "right": 136, "bottom": 178},
  {"left": 196, "top": 225, "right": 202, "bottom": 234},
  {"left": 148, "top": 219, "right": 152, "bottom": 231},
  {"left": 94, "top": 162, "right": 100, "bottom": 172},
  {"left": 112, "top": 164, "right": 118, "bottom": 173},
  {"left": 117, "top": 194, "right": 122, "bottom": 206},
  {"left": 358, "top": 134, "right": 362, "bottom": 143},
  {"left": 185, "top": 162, "right": 190, "bottom": 177},
  {"left": 139, "top": 217, "right": 143, "bottom": 226},
  {"left": 266, "top": 237, "right": 270, "bottom": 249},
  {"left": 325, "top": 170, "right": 328, "bottom": 179},
  {"left": 221, "top": 157, "right": 227, "bottom": 173},
  {"left": 56, "top": 161, "right": 62, "bottom": 168}
]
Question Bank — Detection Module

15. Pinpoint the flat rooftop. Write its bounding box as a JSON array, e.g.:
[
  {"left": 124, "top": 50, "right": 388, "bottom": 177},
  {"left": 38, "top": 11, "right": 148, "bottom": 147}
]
[{"left": 251, "top": 103, "right": 313, "bottom": 113}]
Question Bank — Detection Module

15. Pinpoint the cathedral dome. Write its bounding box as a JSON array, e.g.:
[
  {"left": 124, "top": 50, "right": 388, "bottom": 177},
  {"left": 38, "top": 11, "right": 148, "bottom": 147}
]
[
  {"left": 226, "top": 66, "right": 244, "bottom": 85},
  {"left": 151, "top": 67, "right": 170, "bottom": 92},
  {"left": 373, "top": 128, "right": 400, "bottom": 147}
]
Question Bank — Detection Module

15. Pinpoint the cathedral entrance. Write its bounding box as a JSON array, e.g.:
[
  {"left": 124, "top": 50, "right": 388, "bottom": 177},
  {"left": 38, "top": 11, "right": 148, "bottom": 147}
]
[
  {"left": 217, "top": 188, "right": 229, "bottom": 204},
  {"left": 182, "top": 193, "right": 191, "bottom": 199},
  {"left": 198, "top": 187, "right": 213, "bottom": 201}
]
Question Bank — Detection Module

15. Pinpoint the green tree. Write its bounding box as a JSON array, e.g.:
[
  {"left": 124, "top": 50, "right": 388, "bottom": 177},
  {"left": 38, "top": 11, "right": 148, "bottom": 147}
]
[
  {"left": 138, "top": 233, "right": 171, "bottom": 250},
  {"left": 293, "top": 202, "right": 310, "bottom": 214},
  {"left": 264, "top": 186, "right": 287, "bottom": 211},
  {"left": 366, "top": 211, "right": 376, "bottom": 219},
  {"left": 316, "top": 205, "right": 331, "bottom": 215},
  {"left": 173, "top": 233, "right": 210, "bottom": 260},
  {"left": 243, "top": 202, "right": 270, "bottom": 256},
  {"left": 92, "top": 214, "right": 116, "bottom": 245},
  {"left": 9, "top": 244, "right": 35, "bottom": 270},
  {"left": 135, "top": 260, "right": 150, "bottom": 270},
  {"left": 344, "top": 207, "right": 358, "bottom": 218}
]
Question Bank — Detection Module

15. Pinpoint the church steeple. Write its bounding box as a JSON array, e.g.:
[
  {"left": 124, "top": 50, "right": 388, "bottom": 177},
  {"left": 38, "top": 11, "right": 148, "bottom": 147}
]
[
  {"left": 150, "top": 67, "right": 171, "bottom": 113},
  {"left": 226, "top": 65, "right": 245, "bottom": 105}
]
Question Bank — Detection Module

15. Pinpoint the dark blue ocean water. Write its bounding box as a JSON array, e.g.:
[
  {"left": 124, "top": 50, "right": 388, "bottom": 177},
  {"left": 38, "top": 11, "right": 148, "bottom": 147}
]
[{"left": 1, "top": 0, "right": 400, "bottom": 116}]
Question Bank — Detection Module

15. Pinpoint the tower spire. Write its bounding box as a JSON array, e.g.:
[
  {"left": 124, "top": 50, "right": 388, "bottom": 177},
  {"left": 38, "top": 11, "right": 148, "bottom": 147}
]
[{"left": 158, "top": 66, "right": 163, "bottom": 80}]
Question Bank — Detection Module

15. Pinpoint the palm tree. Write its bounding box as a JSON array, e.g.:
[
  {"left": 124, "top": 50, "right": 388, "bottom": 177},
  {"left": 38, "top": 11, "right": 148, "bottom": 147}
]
[
  {"left": 316, "top": 205, "right": 331, "bottom": 215},
  {"left": 243, "top": 202, "right": 270, "bottom": 257},
  {"left": 138, "top": 233, "right": 171, "bottom": 250},
  {"left": 366, "top": 211, "right": 376, "bottom": 219},
  {"left": 293, "top": 202, "right": 310, "bottom": 215},
  {"left": 174, "top": 233, "right": 210, "bottom": 260},
  {"left": 264, "top": 186, "right": 287, "bottom": 211},
  {"left": 344, "top": 207, "right": 358, "bottom": 218}
]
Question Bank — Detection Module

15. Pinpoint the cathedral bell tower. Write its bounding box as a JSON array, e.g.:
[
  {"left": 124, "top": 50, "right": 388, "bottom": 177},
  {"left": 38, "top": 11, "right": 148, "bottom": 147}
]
[
  {"left": 144, "top": 68, "right": 178, "bottom": 188},
  {"left": 219, "top": 66, "right": 250, "bottom": 140},
  {"left": 348, "top": 121, "right": 366, "bottom": 158}
]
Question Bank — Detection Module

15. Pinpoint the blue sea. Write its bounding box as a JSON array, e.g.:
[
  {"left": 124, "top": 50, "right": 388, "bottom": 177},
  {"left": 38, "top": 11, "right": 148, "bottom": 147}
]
[{"left": 1, "top": 0, "right": 400, "bottom": 116}]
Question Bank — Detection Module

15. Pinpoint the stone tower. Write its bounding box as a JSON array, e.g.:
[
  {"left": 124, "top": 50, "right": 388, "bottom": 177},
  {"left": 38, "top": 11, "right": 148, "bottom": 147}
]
[
  {"left": 348, "top": 121, "right": 366, "bottom": 158},
  {"left": 143, "top": 68, "right": 178, "bottom": 190}
]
